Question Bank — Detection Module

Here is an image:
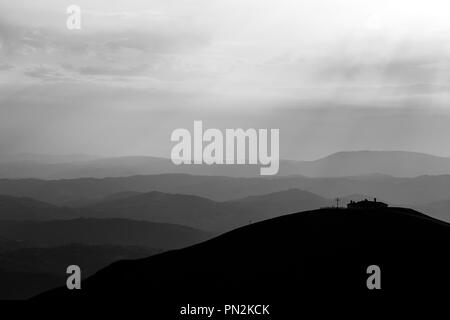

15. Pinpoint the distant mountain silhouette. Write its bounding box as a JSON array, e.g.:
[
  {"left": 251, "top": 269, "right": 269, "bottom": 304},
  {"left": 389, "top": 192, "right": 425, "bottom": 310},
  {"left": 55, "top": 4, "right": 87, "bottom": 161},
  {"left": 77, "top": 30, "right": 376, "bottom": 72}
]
[
  {"left": 0, "top": 219, "right": 212, "bottom": 250},
  {"left": 289, "top": 150, "right": 450, "bottom": 177},
  {"left": 61, "top": 190, "right": 145, "bottom": 209},
  {"left": 0, "top": 244, "right": 159, "bottom": 299},
  {"left": 414, "top": 199, "right": 450, "bottom": 223},
  {"left": 82, "top": 191, "right": 228, "bottom": 230},
  {"left": 230, "top": 188, "right": 329, "bottom": 206},
  {"left": 0, "top": 153, "right": 100, "bottom": 164},
  {"left": 2, "top": 151, "right": 450, "bottom": 179},
  {"left": 0, "top": 187, "right": 333, "bottom": 231},
  {"left": 339, "top": 193, "right": 374, "bottom": 203},
  {"left": 3, "top": 173, "right": 450, "bottom": 210},
  {"left": 0, "top": 195, "right": 71, "bottom": 220},
  {"left": 226, "top": 188, "right": 331, "bottom": 221},
  {"left": 80, "top": 189, "right": 331, "bottom": 231},
  {"left": 101, "top": 191, "right": 143, "bottom": 202},
  {"left": 0, "top": 156, "right": 265, "bottom": 179},
  {"left": 35, "top": 206, "right": 450, "bottom": 308}
]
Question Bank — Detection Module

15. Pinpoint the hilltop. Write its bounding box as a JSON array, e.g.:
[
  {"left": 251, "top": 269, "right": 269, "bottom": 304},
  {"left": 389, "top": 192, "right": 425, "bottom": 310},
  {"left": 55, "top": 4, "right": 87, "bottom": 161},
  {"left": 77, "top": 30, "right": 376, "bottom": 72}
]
[{"left": 35, "top": 206, "right": 450, "bottom": 309}]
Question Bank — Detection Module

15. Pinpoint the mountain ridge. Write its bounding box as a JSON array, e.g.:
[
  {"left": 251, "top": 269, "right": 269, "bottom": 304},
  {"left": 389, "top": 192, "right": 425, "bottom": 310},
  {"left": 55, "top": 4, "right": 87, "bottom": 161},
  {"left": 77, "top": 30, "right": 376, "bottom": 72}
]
[
  {"left": 79, "top": 188, "right": 331, "bottom": 231},
  {"left": 2, "top": 150, "right": 450, "bottom": 179},
  {"left": 0, "top": 218, "right": 212, "bottom": 249},
  {"left": 2, "top": 172, "right": 450, "bottom": 209},
  {"left": 0, "top": 194, "right": 72, "bottom": 220}
]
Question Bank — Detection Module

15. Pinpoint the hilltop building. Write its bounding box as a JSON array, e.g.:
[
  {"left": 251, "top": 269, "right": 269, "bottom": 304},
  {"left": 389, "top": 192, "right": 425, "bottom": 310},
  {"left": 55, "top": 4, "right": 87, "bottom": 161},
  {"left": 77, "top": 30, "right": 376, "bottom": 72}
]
[{"left": 347, "top": 198, "right": 388, "bottom": 209}]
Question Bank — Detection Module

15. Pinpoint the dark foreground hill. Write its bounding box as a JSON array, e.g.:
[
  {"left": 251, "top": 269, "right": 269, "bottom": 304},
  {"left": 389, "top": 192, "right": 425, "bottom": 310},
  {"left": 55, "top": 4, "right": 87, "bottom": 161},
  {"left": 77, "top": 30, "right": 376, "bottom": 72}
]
[
  {"left": 0, "top": 244, "right": 159, "bottom": 299},
  {"left": 0, "top": 236, "right": 27, "bottom": 253},
  {"left": 35, "top": 207, "right": 450, "bottom": 311}
]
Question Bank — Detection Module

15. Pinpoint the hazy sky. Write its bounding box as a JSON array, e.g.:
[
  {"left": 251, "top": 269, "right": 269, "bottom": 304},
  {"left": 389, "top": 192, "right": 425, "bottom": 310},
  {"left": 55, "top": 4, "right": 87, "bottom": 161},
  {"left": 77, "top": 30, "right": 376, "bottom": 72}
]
[{"left": 2, "top": 0, "right": 450, "bottom": 160}]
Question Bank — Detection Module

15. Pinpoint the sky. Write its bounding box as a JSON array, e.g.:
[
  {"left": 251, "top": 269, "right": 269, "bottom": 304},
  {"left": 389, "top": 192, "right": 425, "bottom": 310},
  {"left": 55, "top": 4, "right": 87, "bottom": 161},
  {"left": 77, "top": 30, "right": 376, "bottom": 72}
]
[{"left": 1, "top": 0, "right": 450, "bottom": 160}]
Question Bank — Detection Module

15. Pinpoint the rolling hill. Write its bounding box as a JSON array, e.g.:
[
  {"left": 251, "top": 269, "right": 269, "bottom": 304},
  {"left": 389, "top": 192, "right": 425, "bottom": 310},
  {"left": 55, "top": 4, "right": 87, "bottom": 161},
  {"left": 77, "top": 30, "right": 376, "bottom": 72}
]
[
  {"left": 2, "top": 151, "right": 450, "bottom": 179},
  {"left": 0, "top": 187, "right": 334, "bottom": 232},
  {"left": 79, "top": 189, "right": 332, "bottom": 231},
  {"left": 0, "top": 219, "right": 212, "bottom": 250},
  {"left": 81, "top": 191, "right": 228, "bottom": 230},
  {"left": 0, "top": 195, "right": 72, "bottom": 220},
  {"left": 0, "top": 244, "right": 159, "bottom": 276},
  {"left": 288, "top": 150, "right": 450, "bottom": 177},
  {"left": 0, "top": 244, "right": 159, "bottom": 300},
  {"left": 229, "top": 188, "right": 330, "bottom": 209},
  {"left": 35, "top": 206, "right": 450, "bottom": 309},
  {"left": 414, "top": 199, "right": 450, "bottom": 223},
  {"left": 2, "top": 173, "right": 450, "bottom": 208},
  {"left": 0, "top": 236, "right": 27, "bottom": 253}
]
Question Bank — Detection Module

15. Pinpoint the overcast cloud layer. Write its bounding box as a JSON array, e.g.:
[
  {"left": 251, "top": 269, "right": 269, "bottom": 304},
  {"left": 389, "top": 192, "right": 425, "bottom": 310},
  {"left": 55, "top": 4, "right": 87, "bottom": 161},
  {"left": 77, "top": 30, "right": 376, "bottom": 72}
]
[{"left": 2, "top": 0, "right": 450, "bottom": 160}]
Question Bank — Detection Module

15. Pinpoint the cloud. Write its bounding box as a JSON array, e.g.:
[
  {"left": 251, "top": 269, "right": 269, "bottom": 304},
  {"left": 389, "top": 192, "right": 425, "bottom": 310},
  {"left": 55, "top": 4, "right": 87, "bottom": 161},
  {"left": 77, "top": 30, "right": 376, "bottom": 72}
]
[
  {"left": 0, "top": 17, "right": 212, "bottom": 84},
  {"left": 103, "top": 31, "right": 210, "bottom": 53},
  {"left": 83, "top": 9, "right": 180, "bottom": 22},
  {"left": 311, "top": 39, "right": 450, "bottom": 86},
  {"left": 0, "top": 20, "right": 210, "bottom": 55},
  {"left": 23, "top": 66, "right": 71, "bottom": 81},
  {"left": 2, "top": 1, "right": 450, "bottom": 101},
  {"left": 0, "top": 63, "right": 12, "bottom": 70},
  {"left": 63, "top": 63, "right": 149, "bottom": 76}
]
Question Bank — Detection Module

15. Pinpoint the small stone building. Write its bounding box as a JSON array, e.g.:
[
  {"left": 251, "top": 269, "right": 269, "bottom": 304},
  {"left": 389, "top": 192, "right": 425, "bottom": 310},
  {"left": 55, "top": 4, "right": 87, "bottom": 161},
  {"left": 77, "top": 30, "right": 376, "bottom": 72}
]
[{"left": 347, "top": 198, "right": 388, "bottom": 209}]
